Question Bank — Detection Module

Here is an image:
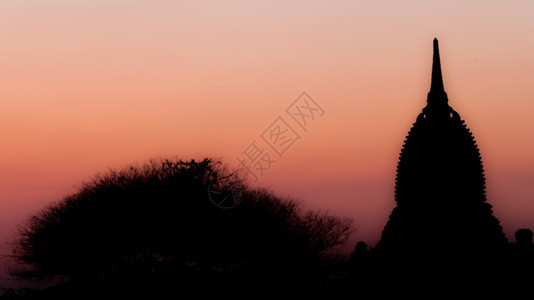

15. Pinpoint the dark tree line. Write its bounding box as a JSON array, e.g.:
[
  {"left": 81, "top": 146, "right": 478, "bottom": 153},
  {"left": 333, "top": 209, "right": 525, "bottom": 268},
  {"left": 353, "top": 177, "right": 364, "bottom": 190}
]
[{"left": 3, "top": 158, "right": 353, "bottom": 299}]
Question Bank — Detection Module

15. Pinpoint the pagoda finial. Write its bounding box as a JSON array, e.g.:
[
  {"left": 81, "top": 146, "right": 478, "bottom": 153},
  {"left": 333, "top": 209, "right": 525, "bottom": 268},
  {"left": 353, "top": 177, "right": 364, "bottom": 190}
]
[
  {"left": 430, "top": 38, "right": 444, "bottom": 93},
  {"left": 423, "top": 38, "right": 450, "bottom": 120}
]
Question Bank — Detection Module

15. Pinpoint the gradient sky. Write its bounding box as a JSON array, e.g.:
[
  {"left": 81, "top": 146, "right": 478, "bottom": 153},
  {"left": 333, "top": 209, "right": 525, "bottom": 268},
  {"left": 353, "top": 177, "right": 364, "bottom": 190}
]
[{"left": 1, "top": 0, "right": 534, "bottom": 287}]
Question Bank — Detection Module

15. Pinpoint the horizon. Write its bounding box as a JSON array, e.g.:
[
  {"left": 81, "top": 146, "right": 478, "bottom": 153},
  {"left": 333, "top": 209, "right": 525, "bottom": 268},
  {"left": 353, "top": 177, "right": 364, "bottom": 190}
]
[{"left": 1, "top": 0, "right": 534, "bottom": 290}]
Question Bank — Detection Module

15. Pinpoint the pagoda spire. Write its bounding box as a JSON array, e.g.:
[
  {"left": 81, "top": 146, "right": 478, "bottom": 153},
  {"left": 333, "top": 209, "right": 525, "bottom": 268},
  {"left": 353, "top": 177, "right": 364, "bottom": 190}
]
[
  {"left": 424, "top": 38, "right": 450, "bottom": 119},
  {"left": 430, "top": 38, "right": 444, "bottom": 93}
]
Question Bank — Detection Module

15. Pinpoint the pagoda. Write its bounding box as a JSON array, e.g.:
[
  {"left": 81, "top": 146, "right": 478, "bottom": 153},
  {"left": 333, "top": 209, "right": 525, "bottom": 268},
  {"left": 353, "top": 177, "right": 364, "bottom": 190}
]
[{"left": 375, "top": 39, "right": 507, "bottom": 259}]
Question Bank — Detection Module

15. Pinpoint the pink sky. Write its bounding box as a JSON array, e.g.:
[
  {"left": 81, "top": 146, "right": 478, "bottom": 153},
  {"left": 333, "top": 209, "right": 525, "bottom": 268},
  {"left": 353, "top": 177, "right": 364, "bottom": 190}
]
[{"left": 1, "top": 0, "right": 534, "bottom": 287}]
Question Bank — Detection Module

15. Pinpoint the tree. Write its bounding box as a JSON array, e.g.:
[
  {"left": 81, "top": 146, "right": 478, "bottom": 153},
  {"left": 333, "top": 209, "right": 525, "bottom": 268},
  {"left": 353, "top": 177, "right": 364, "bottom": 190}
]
[{"left": 6, "top": 158, "right": 352, "bottom": 298}]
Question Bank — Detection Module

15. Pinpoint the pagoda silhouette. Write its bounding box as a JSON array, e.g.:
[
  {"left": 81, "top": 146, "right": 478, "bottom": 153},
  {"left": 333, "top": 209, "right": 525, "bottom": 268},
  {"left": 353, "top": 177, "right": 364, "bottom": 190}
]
[{"left": 374, "top": 38, "right": 507, "bottom": 261}]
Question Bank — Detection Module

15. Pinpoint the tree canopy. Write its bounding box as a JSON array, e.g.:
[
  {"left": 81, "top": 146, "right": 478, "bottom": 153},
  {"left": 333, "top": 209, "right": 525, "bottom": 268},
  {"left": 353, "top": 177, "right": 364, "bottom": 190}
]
[{"left": 6, "top": 158, "right": 353, "bottom": 298}]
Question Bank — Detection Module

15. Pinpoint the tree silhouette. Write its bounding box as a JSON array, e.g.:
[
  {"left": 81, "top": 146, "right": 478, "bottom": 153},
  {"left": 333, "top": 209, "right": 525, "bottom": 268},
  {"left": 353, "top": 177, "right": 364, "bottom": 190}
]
[{"left": 5, "top": 157, "right": 352, "bottom": 298}]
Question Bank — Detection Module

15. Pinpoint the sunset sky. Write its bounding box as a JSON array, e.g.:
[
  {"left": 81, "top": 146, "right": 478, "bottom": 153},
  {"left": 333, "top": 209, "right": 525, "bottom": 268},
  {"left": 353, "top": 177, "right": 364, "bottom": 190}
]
[{"left": 1, "top": 0, "right": 533, "bottom": 287}]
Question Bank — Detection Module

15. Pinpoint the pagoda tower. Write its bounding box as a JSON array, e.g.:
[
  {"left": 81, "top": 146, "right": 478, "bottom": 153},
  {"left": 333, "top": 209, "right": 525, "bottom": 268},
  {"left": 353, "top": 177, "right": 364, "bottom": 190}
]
[{"left": 376, "top": 39, "right": 507, "bottom": 259}]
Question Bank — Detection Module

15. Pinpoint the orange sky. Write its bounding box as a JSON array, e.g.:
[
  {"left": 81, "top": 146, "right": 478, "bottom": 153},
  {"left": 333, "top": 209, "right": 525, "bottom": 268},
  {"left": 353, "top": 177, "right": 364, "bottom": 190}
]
[{"left": 1, "top": 0, "right": 534, "bottom": 287}]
